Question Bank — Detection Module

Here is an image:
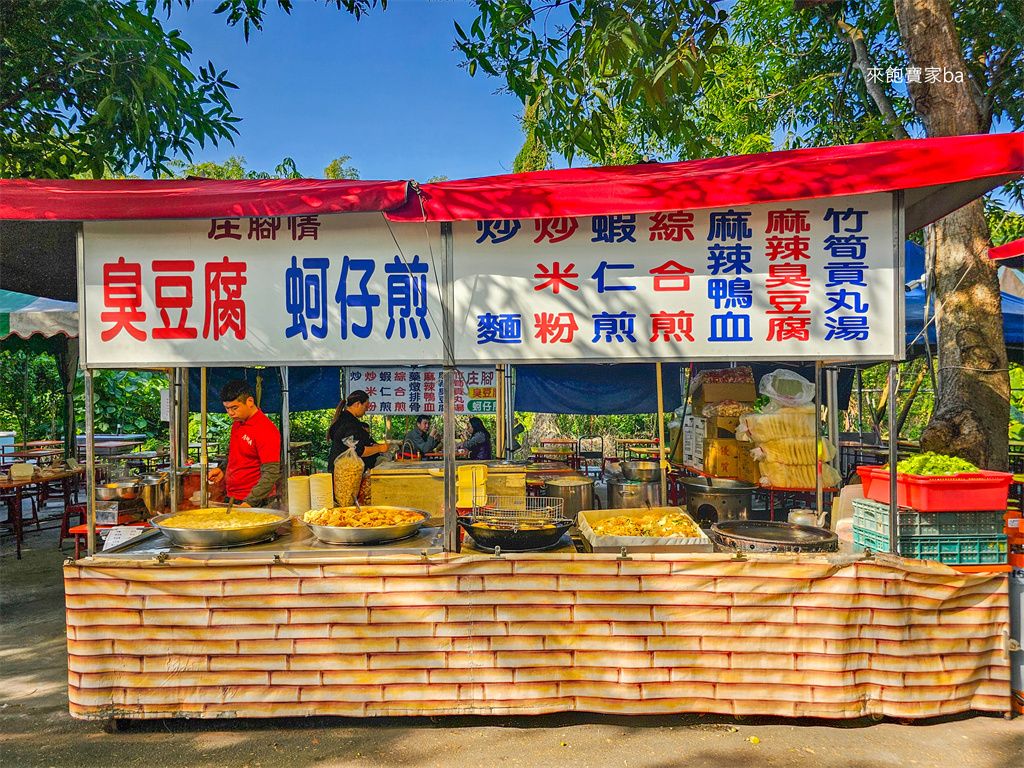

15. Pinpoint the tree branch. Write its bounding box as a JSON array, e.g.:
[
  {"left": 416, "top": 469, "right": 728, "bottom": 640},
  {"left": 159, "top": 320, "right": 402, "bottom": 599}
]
[{"left": 835, "top": 19, "right": 910, "bottom": 140}]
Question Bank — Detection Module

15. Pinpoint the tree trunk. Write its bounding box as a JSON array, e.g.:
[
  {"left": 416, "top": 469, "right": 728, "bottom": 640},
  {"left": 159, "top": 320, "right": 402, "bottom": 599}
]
[{"left": 894, "top": 0, "right": 1010, "bottom": 470}]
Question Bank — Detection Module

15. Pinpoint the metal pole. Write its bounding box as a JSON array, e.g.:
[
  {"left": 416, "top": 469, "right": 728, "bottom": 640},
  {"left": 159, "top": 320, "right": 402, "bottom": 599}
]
[
  {"left": 200, "top": 367, "right": 209, "bottom": 508},
  {"left": 887, "top": 361, "right": 899, "bottom": 554},
  {"left": 495, "top": 364, "right": 505, "bottom": 458},
  {"left": 84, "top": 369, "right": 97, "bottom": 557},
  {"left": 814, "top": 361, "right": 823, "bottom": 523},
  {"left": 179, "top": 367, "right": 190, "bottom": 467},
  {"left": 440, "top": 222, "right": 459, "bottom": 552},
  {"left": 168, "top": 368, "right": 179, "bottom": 515},
  {"left": 856, "top": 368, "right": 864, "bottom": 433},
  {"left": 280, "top": 366, "right": 290, "bottom": 511},
  {"left": 505, "top": 367, "right": 516, "bottom": 461},
  {"left": 656, "top": 363, "right": 668, "bottom": 506},
  {"left": 826, "top": 367, "right": 840, "bottom": 474}
]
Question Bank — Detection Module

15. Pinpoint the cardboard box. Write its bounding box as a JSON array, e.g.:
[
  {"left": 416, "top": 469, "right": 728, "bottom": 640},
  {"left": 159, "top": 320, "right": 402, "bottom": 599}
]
[
  {"left": 704, "top": 415, "right": 742, "bottom": 438},
  {"left": 690, "top": 381, "right": 758, "bottom": 412},
  {"left": 702, "top": 438, "right": 758, "bottom": 484},
  {"left": 682, "top": 416, "right": 705, "bottom": 470}
]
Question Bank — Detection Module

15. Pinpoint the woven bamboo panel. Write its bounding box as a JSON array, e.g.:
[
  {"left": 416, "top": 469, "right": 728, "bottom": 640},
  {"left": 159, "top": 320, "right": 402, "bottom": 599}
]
[{"left": 64, "top": 552, "right": 1010, "bottom": 720}]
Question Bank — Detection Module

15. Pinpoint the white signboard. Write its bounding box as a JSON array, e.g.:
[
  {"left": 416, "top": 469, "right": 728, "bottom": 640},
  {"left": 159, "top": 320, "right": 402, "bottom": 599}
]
[
  {"left": 81, "top": 195, "right": 899, "bottom": 367},
  {"left": 346, "top": 367, "right": 498, "bottom": 416},
  {"left": 451, "top": 194, "right": 898, "bottom": 363},
  {"left": 82, "top": 214, "right": 443, "bottom": 366}
]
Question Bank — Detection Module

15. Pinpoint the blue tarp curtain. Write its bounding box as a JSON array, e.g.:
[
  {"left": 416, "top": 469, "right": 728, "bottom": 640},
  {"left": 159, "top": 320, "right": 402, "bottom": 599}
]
[
  {"left": 515, "top": 364, "right": 683, "bottom": 415},
  {"left": 188, "top": 367, "right": 342, "bottom": 414},
  {"left": 904, "top": 241, "right": 1023, "bottom": 351}
]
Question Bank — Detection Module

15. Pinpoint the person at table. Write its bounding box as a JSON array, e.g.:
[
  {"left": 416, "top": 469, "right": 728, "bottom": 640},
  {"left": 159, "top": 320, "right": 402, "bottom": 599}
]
[
  {"left": 328, "top": 390, "right": 389, "bottom": 502},
  {"left": 401, "top": 415, "right": 440, "bottom": 458},
  {"left": 207, "top": 379, "right": 281, "bottom": 508},
  {"left": 457, "top": 417, "right": 492, "bottom": 460}
]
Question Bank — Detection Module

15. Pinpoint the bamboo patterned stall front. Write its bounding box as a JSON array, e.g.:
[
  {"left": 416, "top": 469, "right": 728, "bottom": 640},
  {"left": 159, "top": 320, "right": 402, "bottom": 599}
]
[{"left": 64, "top": 552, "right": 1009, "bottom": 720}]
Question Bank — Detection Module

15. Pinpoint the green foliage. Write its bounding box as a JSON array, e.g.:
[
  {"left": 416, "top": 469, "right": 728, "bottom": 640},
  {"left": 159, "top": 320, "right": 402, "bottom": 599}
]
[
  {"left": 459, "top": 0, "right": 729, "bottom": 163},
  {"left": 1010, "top": 364, "right": 1024, "bottom": 441},
  {"left": 0, "top": 350, "right": 64, "bottom": 441},
  {"left": 986, "top": 200, "right": 1024, "bottom": 247},
  {"left": 76, "top": 370, "right": 168, "bottom": 441},
  {"left": 322, "top": 156, "right": 360, "bottom": 180},
  {"left": 171, "top": 155, "right": 358, "bottom": 181},
  {"left": 147, "top": 0, "right": 386, "bottom": 42},
  {"left": 2, "top": 0, "right": 384, "bottom": 179},
  {"left": 1, "top": 0, "right": 240, "bottom": 179}
]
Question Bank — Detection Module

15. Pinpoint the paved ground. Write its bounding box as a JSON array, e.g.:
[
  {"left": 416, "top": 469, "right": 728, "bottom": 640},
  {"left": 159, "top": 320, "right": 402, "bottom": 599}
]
[{"left": 1, "top": 506, "right": 1021, "bottom": 768}]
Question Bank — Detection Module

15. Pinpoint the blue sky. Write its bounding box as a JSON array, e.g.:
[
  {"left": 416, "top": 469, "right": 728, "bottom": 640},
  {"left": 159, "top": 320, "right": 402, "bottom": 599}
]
[{"left": 168, "top": 0, "right": 530, "bottom": 181}]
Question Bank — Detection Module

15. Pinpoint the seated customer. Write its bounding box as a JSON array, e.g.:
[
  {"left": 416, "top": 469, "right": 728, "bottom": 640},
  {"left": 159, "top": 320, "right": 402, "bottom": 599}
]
[
  {"left": 401, "top": 415, "right": 440, "bottom": 458},
  {"left": 458, "top": 417, "right": 492, "bottom": 460}
]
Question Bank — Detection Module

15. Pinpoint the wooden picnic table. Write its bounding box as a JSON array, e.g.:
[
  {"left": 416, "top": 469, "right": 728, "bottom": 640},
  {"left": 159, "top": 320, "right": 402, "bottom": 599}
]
[
  {"left": 5, "top": 448, "right": 65, "bottom": 462},
  {"left": 2, "top": 466, "right": 85, "bottom": 559}
]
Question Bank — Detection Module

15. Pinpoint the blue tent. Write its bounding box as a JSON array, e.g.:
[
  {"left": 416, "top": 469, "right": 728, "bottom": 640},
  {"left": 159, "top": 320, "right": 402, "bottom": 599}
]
[{"left": 904, "top": 241, "right": 1023, "bottom": 351}]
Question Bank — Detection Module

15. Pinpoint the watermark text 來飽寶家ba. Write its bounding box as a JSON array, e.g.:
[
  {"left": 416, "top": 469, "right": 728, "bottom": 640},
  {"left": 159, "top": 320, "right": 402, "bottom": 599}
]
[{"left": 865, "top": 67, "right": 964, "bottom": 84}]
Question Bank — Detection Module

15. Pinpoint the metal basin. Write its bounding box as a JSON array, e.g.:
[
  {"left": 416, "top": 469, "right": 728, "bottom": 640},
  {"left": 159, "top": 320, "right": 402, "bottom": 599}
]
[
  {"left": 302, "top": 507, "right": 429, "bottom": 545},
  {"left": 150, "top": 509, "right": 290, "bottom": 549},
  {"left": 620, "top": 461, "right": 660, "bottom": 482},
  {"left": 95, "top": 477, "right": 142, "bottom": 501}
]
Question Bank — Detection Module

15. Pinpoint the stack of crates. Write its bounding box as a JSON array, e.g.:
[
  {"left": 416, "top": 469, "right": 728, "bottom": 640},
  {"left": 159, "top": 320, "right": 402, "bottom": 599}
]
[{"left": 852, "top": 497, "right": 1008, "bottom": 565}]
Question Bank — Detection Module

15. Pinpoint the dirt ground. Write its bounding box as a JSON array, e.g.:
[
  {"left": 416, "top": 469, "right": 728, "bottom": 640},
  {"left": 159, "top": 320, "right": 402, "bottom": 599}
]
[{"left": 1, "top": 507, "right": 1021, "bottom": 768}]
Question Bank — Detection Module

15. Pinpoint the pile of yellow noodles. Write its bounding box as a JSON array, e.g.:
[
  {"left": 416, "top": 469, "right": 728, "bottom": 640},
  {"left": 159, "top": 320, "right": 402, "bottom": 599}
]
[
  {"left": 160, "top": 510, "right": 281, "bottom": 529},
  {"left": 592, "top": 511, "right": 702, "bottom": 538},
  {"left": 304, "top": 507, "right": 422, "bottom": 528}
]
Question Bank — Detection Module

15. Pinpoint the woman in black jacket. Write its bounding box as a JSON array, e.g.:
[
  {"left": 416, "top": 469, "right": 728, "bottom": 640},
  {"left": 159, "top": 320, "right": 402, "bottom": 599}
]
[{"left": 327, "top": 390, "right": 388, "bottom": 503}]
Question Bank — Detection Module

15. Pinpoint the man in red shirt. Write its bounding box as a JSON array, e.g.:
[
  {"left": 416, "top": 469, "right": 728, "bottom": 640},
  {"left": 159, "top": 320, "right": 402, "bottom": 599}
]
[{"left": 207, "top": 380, "right": 281, "bottom": 507}]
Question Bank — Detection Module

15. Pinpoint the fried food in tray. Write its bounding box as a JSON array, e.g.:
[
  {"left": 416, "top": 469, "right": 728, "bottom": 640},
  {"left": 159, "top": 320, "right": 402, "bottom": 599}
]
[
  {"left": 592, "top": 510, "right": 702, "bottom": 539},
  {"left": 303, "top": 506, "right": 424, "bottom": 528},
  {"left": 160, "top": 510, "right": 284, "bottom": 529}
]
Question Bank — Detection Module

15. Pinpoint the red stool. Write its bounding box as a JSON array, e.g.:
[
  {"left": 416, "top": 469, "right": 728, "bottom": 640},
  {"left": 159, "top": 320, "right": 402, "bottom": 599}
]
[{"left": 58, "top": 505, "right": 86, "bottom": 551}]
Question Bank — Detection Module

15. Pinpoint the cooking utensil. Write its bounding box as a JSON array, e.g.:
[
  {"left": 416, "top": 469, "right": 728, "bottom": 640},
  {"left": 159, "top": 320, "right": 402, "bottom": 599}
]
[
  {"left": 620, "top": 460, "right": 660, "bottom": 482},
  {"left": 95, "top": 477, "right": 143, "bottom": 501},
  {"left": 138, "top": 473, "right": 170, "bottom": 515},
  {"left": 544, "top": 476, "right": 595, "bottom": 522},
  {"left": 711, "top": 520, "right": 838, "bottom": 553},
  {"left": 607, "top": 478, "right": 661, "bottom": 509},
  {"left": 680, "top": 477, "right": 756, "bottom": 526},
  {"left": 461, "top": 494, "right": 571, "bottom": 552},
  {"left": 150, "top": 509, "right": 289, "bottom": 549},
  {"left": 458, "top": 518, "right": 572, "bottom": 552},
  {"left": 302, "top": 506, "right": 429, "bottom": 545}
]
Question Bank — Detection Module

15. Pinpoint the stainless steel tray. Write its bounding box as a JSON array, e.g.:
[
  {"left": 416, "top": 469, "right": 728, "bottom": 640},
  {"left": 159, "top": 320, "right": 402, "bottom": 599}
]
[
  {"left": 149, "top": 509, "right": 290, "bottom": 549},
  {"left": 301, "top": 507, "right": 429, "bottom": 545}
]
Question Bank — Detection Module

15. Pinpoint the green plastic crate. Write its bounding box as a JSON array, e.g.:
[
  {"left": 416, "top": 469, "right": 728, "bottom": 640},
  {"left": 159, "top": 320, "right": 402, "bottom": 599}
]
[
  {"left": 852, "top": 526, "right": 1007, "bottom": 565},
  {"left": 852, "top": 498, "right": 1004, "bottom": 537}
]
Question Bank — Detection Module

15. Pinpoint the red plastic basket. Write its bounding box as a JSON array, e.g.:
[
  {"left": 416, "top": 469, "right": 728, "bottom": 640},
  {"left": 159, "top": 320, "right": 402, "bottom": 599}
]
[{"left": 856, "top": 466, "right": 1013, "bottom": 512}]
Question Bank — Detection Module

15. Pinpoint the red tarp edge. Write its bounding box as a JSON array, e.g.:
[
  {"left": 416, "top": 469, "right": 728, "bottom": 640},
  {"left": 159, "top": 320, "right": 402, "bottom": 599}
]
[
  {"left": 989, "top": 238, "right": 1024, "bottom": 260},
  {"left": 0, "top": 178, "right": 411, "bottom": 221},
  {"left": 387, "top": 133, "right": 1024, "bottom": 222}
]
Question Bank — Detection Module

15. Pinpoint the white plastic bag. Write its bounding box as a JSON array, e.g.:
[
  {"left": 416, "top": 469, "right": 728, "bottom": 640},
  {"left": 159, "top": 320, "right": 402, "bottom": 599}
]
[
  {"left": 332, "top": 437, "right": 365, "bottom": 506},
  {"left": 736, "top": 408, "right": 817, "bottom": 443},
  {"left": 759, "top": 369, "right": 815, "bottom": 412},
  {"left": 758, "top": 461, "right": 841, "bottom": 489},
  {"left": 749, "top": 437, "right": 837, "bottom": 464}
]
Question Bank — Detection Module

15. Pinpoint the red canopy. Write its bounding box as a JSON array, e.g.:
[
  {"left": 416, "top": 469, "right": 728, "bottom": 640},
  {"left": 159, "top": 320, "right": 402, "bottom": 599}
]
[
  {"left": 388, "top": 133, "right": 1023, "bottom": 233},
  {"left": 989, "top": 238, "right": 1024, "bottom": 261},
  {"left": 0, "top": 178, "right": 410, "bottom": 221}
]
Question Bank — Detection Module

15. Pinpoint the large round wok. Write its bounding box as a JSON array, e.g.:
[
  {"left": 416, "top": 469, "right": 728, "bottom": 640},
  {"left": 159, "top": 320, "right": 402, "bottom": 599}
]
[
  {"left": 150, "top": 509, "right": 290, "bottom": 549},
  {"left": 458, "top": 517, "right": 572, "bottom": 552}
]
